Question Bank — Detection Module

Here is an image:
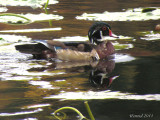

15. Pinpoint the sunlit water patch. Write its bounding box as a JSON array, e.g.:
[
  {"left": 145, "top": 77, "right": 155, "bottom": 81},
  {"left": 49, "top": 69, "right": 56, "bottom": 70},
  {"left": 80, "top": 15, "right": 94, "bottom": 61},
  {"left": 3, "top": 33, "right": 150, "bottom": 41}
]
[
  {"left": 54, "top": 35, "right": 133, "bottom": 42},
  {"left": 0, "top": 41, "right": 64, "bottom": 81},
  {"left": 22, "top": 103, "right": 51, "bottom": 109},
  {"left": 44, "top": 90, "right": 160, "bottom": 101},
  {"left": 0, "top": 34, "right": 31, "bottom": 44},
  {"left": 0, "top": 0, "right": 58, "bottom": 8},
  {"left": 76, "top": 7, "right": 160, "bottom": 21},
  {"left": 0, "top": 51, "right": 33, "bottom": 81},
  {"left": 29, "top": 81, "right": 60, "bottom": 89},
  {"left": 140, "top": 31, "right": 160, "bottom": 41},
  {"left": 54, "top": 35, "right": 134, "bottom": 50},
  {"left": 0, "top": 7, "right": 8, "bottom": 12},
  {"left": 114, "top": 54, "right": 135, "bottom": 63},
  {"left": 0, "top": 27, "right": 62, "bottom": 33},
  {"left": 0, "top": 108, "right": 43, "bottom": 116},
  {"left": 0, "top": 53, "right": 65, "bottom": 81},
  {"left": 54, "top": 36, "right": 88, "bottom": 42}
]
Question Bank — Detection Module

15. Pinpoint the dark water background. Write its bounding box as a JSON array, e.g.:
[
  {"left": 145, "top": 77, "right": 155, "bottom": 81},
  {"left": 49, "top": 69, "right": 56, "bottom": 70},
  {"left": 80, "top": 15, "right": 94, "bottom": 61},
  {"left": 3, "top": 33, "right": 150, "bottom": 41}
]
[{"left": 0, "top": 0, "right": 160, "bottom": 120}]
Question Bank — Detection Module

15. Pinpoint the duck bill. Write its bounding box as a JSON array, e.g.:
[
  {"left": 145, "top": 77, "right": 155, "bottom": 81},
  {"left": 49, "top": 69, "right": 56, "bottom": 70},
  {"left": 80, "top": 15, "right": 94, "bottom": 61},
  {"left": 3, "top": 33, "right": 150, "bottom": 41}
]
[{"left": 109, "top": 29, "right": 119, "bottom": 38}]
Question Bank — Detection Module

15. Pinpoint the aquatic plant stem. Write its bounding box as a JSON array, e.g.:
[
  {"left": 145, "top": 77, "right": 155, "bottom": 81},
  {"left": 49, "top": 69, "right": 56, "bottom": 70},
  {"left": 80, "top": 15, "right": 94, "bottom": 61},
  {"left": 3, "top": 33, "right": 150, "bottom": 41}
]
[
  {"left": 44, "top": 0, "right": 53, "bottom": 27},
  {"left": 53, "top": 107, "right": 87, "bottom": 120},
  {"left": 45, "top": 0, "right": 50, "bottom": 9},
  {"left": 84, "top": 101, "right": 95, "bottom": 120}
]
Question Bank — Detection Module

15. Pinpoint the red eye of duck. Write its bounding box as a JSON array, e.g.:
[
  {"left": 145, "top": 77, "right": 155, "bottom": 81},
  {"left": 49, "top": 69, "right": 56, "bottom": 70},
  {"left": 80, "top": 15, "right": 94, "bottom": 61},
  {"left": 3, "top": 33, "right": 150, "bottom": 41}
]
[{"left": 102, "top": 26, "right": 107, "bottom": 31}]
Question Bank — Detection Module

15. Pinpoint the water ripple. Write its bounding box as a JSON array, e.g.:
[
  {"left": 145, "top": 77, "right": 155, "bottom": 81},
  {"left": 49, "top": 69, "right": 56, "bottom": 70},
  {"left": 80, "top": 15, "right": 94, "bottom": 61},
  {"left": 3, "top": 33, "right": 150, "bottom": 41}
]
[
  {"left": 44, "top": 90, "right": 160, "bottom": 101},
  {"left": 0, "top": 108, "right": 43, "bottom": 116}
]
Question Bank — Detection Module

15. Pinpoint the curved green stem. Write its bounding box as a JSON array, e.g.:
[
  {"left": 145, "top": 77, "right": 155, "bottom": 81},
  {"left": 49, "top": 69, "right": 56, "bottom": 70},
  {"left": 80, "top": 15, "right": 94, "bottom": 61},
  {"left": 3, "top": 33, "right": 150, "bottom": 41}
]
[
  {"left": 54, "top": 107, "right": 87, "bottom": 120},
  {"left": 54, "top": 111, "right": 67, "bottom": 120},
  {"left": 84, "top": 101, "right": 95, "bottom": 120},
  {"left": 44, "top": 0, "right": 53, "bottom": 26},
  {"left": 0, "top": 13, "right": 31, "bottom": 23}
]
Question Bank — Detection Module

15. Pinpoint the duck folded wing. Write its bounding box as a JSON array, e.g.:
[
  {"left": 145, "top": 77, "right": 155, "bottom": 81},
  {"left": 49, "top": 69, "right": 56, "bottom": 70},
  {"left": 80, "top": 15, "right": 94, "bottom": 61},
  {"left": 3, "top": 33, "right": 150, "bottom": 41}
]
[{"left": 15, "top": 43, "right": 50, "bottom": 54}]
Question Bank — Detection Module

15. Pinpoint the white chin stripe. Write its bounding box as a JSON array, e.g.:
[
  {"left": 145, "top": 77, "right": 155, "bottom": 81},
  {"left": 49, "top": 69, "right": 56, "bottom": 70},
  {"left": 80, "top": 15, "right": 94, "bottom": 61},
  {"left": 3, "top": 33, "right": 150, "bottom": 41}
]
[{"left": 95, "top": 52, "right": 100, "bottom": 60}]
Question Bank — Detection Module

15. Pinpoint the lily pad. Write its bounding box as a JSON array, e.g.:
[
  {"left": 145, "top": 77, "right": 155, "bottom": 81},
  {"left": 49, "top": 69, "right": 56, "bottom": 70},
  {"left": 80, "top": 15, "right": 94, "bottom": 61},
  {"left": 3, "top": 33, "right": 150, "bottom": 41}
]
[
  {"left": 0, "top": 7, "right": 8, "bottom": 12},
  {"left": 140, "top": 31, "right": 160, "bottom": 41},
  {"left": 0, "top": 27, "right": 62, "bottom": 33},
  {"left": 113, "top": 42, "right": 133, "bottom": 50},
  {"left": 24, "top": 13, "right": 63, "bottom": 21},
  {"left": 0, "top": 0, "right": 58, "bottom": 8},
  {"left": 114, "top": 54, "right": 135, "bottom": 63},
  {"left": 0, "top": 13, "right": 63, "bottom": 24},
  {"left": 76, "top": 7, "right": 160, "bottom": 21},
  {"left": 0, "top": 34, "right": 31, "bottom": 44}
]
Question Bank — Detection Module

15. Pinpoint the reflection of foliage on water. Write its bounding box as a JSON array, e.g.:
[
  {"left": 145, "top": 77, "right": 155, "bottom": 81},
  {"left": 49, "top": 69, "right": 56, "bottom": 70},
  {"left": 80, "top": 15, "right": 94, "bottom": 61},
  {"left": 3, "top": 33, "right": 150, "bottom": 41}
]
[{"left": 25, "top": 86, "right": 52, "bottom": 101}]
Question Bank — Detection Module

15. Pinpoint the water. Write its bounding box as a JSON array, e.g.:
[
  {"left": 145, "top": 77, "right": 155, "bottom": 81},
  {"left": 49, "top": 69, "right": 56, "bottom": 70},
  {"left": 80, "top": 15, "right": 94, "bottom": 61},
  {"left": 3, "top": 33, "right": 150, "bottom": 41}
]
[{"left": 0, "top": 0, "right": 160, "bottom": 120}]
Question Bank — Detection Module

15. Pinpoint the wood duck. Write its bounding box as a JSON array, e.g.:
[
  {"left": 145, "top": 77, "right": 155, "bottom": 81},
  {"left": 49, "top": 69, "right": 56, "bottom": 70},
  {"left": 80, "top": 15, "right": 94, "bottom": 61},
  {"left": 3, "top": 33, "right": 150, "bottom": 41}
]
[{"left": 15, "top": 22, "right": 117, "bottom": 61}]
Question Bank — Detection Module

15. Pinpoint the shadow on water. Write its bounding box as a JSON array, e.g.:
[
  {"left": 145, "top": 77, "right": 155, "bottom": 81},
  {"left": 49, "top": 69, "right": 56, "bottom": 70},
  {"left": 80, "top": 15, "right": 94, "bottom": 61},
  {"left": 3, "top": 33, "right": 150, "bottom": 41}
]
[{"left": 0, "top": 0, "right": 160, "bottom": 120}]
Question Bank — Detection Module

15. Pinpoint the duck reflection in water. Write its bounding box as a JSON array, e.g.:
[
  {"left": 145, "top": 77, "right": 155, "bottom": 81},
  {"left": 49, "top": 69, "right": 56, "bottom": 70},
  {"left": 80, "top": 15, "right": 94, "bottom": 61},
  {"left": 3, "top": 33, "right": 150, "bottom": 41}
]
[
  {"left": 89, "top": 59, "right": 118, "bottom": 89},
  {"left": 54, "top": 59, "right": 118, "bottom": 89},
  {"left": 28, "top": 59, "right": 118, "bottom": 89}
]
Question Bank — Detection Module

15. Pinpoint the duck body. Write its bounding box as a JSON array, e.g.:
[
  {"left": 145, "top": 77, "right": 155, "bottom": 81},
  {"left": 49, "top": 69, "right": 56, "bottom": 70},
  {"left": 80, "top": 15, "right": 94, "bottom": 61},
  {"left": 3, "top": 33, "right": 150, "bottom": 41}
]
[
  {"left": 15, "top": 41, "right": 94, "bottom": 60},
  {"left": 15, "top": 22, "right": 116, "bottom": 61}
]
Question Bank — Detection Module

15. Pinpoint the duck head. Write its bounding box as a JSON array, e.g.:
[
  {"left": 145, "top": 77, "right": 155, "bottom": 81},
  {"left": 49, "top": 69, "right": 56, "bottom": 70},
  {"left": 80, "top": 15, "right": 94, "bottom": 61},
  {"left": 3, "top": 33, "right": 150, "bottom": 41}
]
[{"left": 88, "top": 22, "right": 117, "bottom": 45}]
